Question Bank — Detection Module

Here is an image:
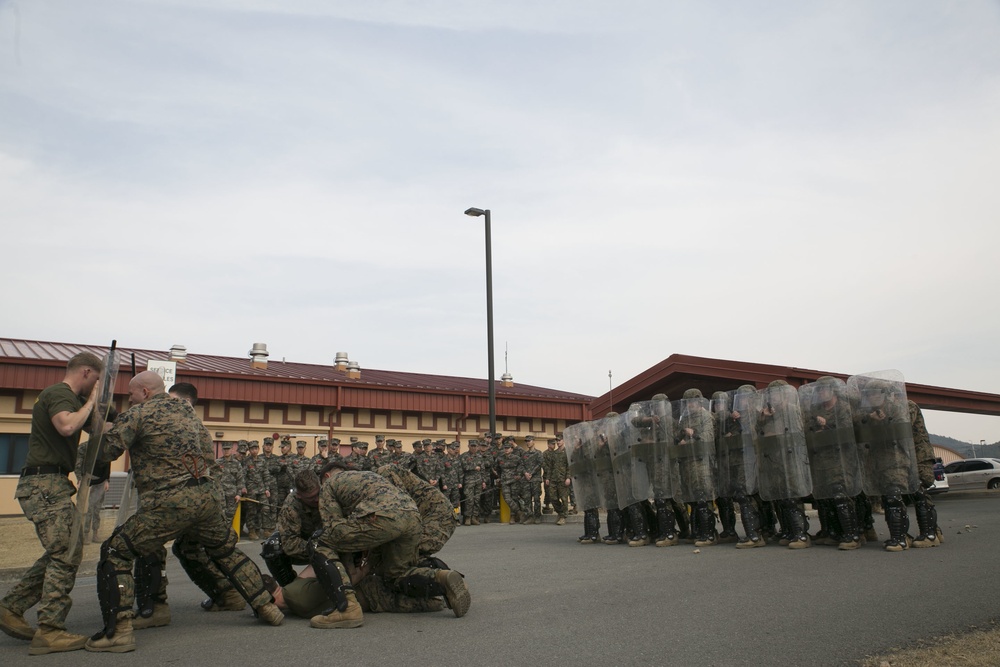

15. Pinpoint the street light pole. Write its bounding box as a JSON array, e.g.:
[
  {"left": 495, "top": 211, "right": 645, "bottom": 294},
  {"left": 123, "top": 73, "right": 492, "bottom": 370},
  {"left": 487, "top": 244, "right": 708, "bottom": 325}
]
[{"left": 465, "top": 207, "right": 496, "bottom": 436}]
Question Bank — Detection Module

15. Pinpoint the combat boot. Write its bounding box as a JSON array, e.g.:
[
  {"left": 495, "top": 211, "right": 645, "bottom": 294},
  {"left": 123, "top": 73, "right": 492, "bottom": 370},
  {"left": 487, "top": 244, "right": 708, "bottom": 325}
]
[
  {"left": 463, "top": 517, "right": 471, "bottom": 526},
  {"left": 578, "top": 510, "right": 601, "bottom": 544},
  {"left": 603, "top": 509, "right": 625, "bottom": 544},
  {"left": 542, "top": 506, "right": 553, "bottom": 514},
  {"left": 201, "top": 589, "right": 246, "bottom": 612},
  {"left": 470, "top": 517, "right": 480, "bottom": 525},
  {"left": 0, "top": 604, "right": 34, "bottom": 641},
  {"left": 912, "top": 496, "right": 943, "bottom": 548},
  {"left": 785, "top": 501, "right": 811, "bottom": 550},
  {"left": 555, "top": 516, "right": 566, "bottom": 526},
  {"left": 834, "top": 497, "right": 861, "bottom": 551},
  {"left": 736, "top": 497, "right": 766, "bottom": 549},
  {"left": 255, "top": 602, "right": 284, "bottom": 626},
  {"left": 247, "top": 530, "right": 259, "bottom": 541},
  {"left": 436, "top": 570, "right": 472, "bottom": 618},
  {"left": 132, "top": 602, "right": 171, "bottom": 630},
  {"left": 570, "top": 504, "right": 579, "bottom": 515},
  {"left": 310, "top": 592, "right": 363, "bottom": 629},
  {"left": 28, "top": 626, "right": 88, "bottom": 655},
  {"left": 693, "top": 503, "right": 718, "bottom": 547},
  {"left": 716, "top": 500, "right": 739, "bottom": 543},
  {"left": 626, "top": 504, "right": 651, "bottom": 547},
  {"left": 84, "top": 617, "right": 135, "bottom": 653},
  {"left": 884, "top": 500, "right": 911, "bottom": 552}
]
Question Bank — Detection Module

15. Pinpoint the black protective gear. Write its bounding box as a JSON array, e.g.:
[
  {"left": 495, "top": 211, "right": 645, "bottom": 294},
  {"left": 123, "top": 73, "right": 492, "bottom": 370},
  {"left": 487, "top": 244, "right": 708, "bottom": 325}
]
[
  {"left": 833, "top": 496, "right": 860, "bottom": 545},
  {"left": 716, "top": 498, "right": 737, "bottom": 541},
  {"left": 202, "top": 532, "right": 267, "bottom": 613},
  {"left": 913, "top": 491, "right": 942, "bottom": 546},
  {"left": 736, "top": 494, "right": 762, "bottom": 543},
  {"left": 395, "top": 571, "right": 452, "bottom": 600},
  {"left": 579, "top": 509, "right": 601, "bottom": 543},
  {"left": 173, "top": 539, "right": 225, "bottom": 607},
  {"left": 309, "top": 541, "right": 352, "bottom": 613},
  {"left": 673, "top": 500, "right": 691, "bottom": 540},
  {"left": 626, "top": 503, "right": 650, "bottom": 545},
  {"left": 759, "top": 499, "right": 778, "bottom": 539},
  {"left": 94, "top": 530, "right": 137, "bottom": 640},
  {"left": 654, "top": 499, "right": 677, "bottom": 542},
  {"left": 856, "top": 493, "right": 875, "bottom": 531},
  {"left": 783, "top": 499, "right": 809, "bottom": 545},
  {"left": 693, "top": 501, "right": 717, "bottom": 544},
  {"left": 417, "top": 556, "right": 450, "bottom": 570},
  {"left": 133, "top": 552, "right": 163, "bottom": 619},
  {"left": 884, "top": 495, "right": 911, "bottom": 551},
  {"left": 260, "top": 531, "right": 296, "bottom": 587},
  {"left": 603, "top": 508, "right": 625, "bottom": 544}
]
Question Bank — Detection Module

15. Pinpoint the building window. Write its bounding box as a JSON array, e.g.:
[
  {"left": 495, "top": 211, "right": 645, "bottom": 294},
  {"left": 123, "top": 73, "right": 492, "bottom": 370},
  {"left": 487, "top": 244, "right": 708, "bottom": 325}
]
[{"left": 0, "top": 434, "right": 30, "bottom": 475}]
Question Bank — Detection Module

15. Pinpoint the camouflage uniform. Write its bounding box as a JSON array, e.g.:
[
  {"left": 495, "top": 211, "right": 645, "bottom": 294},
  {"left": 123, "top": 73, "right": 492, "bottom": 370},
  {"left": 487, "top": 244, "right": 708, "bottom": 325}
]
[
  {"left": 260, "top": 438, "right": 282, "bottom": 532},
  {"left": 519, "top": 437, "right": 544, "bottom": 523},
  {"left": 292, "top": 443, "right": 311, "bottom": 478},
  {"left": 377, "top": 464, "right": 457, "bottom": 555},
  {"left": 275, "top": 441, "right": 296, "bottom": 500},
  {"left": 242, "top": 444, "right": 272, "bottom": 540},
  {"left": 460, "top": 442, "right": 488, "bottom": 524},
  {"left": 909, "top": 400, "right": 943, "bottom": 548},
  {"left": 368, "top": 436, "right": 392, "bottom": 469},
  {"left": 345, "top": 444, "right": 373, "bottom": 472},
  {"left": 75, "top": 440, "right": 109, "bottom": 544},
  {"left": 311, "top": 439, "right": 334, "bottom": 475},
  {"left": 1, "top": 381, "right": 88, "bottom": 637},
  {"left": 547, "top": 440, "right": 571, "bottom": 522},
  {"left": 415, "top": 446, "right": 445, "bottom": 486},
  {"left": 440, "top": 443, "right": 463, "bottom": 517},
  {"left": 497, "top": 442, "right": 525, "bottom": 522},
  {"left": 215, "top": 444, "right": 245, "bottom": 525},
  {"left": 541, "top": 442, "right": 557, "bottom": 514},
  {"left": 274, "top": 492, "right": 323, "bottom": 564},
  {"left": 90, "top": 392, "right": 279, "bottom": 648}
]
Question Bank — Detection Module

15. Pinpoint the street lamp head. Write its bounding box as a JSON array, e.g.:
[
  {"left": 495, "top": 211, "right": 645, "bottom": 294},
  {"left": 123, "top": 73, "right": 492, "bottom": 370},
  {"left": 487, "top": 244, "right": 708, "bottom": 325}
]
[{"left": 465, "top": 207, "right": 487, "bottom": 217}]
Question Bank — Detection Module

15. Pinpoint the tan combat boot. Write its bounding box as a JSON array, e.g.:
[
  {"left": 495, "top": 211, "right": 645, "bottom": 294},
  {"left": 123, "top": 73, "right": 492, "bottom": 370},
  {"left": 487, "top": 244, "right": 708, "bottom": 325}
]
[
  {"left": 0, "top": 604, "right": 35, "bottom": 641},
  {"left": 85, "top": 617, "right": 135, "bottom": 653},
  {"left": 29, "top": 626, "right": 89, "bottom": 655},
  {"left": 555, "top": 517, "right": 566, "bottom": 526},
  {"left": 309, "top": 592, "right": 364, "bottom": 629},
  {"left": 436, "top": 570, "right": 471, "bottom": 618},
  {"left": 202, "top": 589, "right": 246, "bottom": 612},
  {"left": 255, "top": 602, "right": 284, "bottom": 626},
  {"left": 470, "top": 517, "right": 480, "bottom": 525},
  {"left": 132, "top": 602, "right": 171, "bottom": 630}
]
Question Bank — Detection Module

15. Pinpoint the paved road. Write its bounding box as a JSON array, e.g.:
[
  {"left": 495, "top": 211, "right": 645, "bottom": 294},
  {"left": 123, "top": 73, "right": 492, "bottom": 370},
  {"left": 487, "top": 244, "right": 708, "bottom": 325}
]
[{"left": 2, "top": 493, "right": 997, "bottom": 666}]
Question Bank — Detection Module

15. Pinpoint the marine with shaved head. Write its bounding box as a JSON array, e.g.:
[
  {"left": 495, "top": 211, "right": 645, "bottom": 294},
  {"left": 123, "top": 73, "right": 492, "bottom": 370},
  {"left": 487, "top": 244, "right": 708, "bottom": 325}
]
[{"left": 84, "top": 371, "right": 284, "bottom": 653}]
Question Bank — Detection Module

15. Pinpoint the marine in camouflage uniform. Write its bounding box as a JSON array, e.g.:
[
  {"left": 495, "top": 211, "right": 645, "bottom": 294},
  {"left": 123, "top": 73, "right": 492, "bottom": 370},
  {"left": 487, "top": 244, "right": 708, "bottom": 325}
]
[
  {"left": 273, "top": 471, "right": 324, "bottom": 564},
  {"left": 440, "top": 442, "right": 463, "bottom": 520},
  {"left": 215, "top": 442, "right": 245, "bottom": 527},
  {"left": 415, "top": 441, "right": 445, "bottom": 487},
  {"left": 519, "top": 436, "right": 544, "bottom": 524},
  {"left": 547, "top": 438, "right": 571, "bottom": 525},
  {"left": 85, "top": 371, "right": 282, "bottom": 653},
  {"left": 242, "top": 441, "right": 273, "bottom": 541},
  {"left": 377, "top": 464, "right": 457, "bottom": 555},
  {"left": 311, "top": 439, "right": 333, "bottom": 476},
  {"left": 909, "top": 400, "right": 943, "bottom": 548},
  {"left": 368, "top": 435, "right": 392, "bottom": 469},
  {"left": 308, "top": 464, "right": 471, "bottom": 629},
  {"left": 0, "top": 352, "right": 103, "bottom": 654},
  {"left": 273, "top": 439, "right": 295, "bottom": 510},
  {"left": 260, "top": 437, "right": 282, "bottom": 533},
  {"left": 541, "top": 439, "right": 557, "bottom": 514},
  {"left": 460, "top": 441, "right": 488, "bottom": 525},
  {"left": 345, "top": 441, "right": 374, "bottom": 471},
  {"left": 292, "top": 441, "right": 312, "bottom": 479},
  {"left": 497, "top": 439, "right": 525, "bottom": 523}
]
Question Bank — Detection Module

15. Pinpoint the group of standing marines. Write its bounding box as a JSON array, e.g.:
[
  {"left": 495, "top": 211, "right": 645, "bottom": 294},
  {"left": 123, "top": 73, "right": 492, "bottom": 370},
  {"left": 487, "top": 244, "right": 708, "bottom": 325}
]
[{"left": 568, "top": 371, "right": 943, "bottom": 554}]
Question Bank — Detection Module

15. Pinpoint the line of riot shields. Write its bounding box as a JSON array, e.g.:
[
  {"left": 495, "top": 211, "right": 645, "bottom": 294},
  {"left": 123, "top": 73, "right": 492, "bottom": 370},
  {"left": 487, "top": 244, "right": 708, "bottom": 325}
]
[{"left": 566, "top": 370, "right": 920, "bottom": 513}]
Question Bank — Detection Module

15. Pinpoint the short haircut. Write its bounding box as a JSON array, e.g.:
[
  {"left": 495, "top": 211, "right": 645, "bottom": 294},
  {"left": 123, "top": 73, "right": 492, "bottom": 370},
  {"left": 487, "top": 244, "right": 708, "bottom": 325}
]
[
  {"left": 67, "top": 352, "right": 104, "bottom": 373},
  {"left": 168, "top": 382, "right": 198, "bottom": 405}
]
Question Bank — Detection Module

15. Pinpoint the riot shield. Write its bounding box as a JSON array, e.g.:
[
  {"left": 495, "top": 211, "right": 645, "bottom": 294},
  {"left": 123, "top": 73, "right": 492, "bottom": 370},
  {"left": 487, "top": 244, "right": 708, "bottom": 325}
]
[
  {"left": 713, "top": 387, "right": 759, "bottom": 498},
  {"left": 623, "top": 398, "right": 674, "bottom": 501},
  {"left": 848, "top": 370, "right": 920, "bottom": 496},
  {"left": 71, "top": 342, "right": 120, "bottom": 553},
  {"left": 591, "top": 414, "right": 619, "bottom": 510},
  {"left": 755, "top": 383, "right": 812, "bottom": 501},
  {"left": 115, "top": 471, "right": 139, "bottom": 526},
  {"left": 669, "top": 396, "right": 717, "bottom": 503},
  {"left": 564, "top": 422, "right": 603, "bottom": 512},
  {"left": 798, "top": 378, "right": 862, "bottom": 499},
  {"left": 611, "top": 408, "right": 645, "bottom": 510}
]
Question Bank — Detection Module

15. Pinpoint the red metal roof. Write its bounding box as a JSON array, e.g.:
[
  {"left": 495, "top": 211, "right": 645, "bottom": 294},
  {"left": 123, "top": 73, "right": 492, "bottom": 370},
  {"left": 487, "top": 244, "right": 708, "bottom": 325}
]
[{"left": 0, "top": 338, "right": 593, "bottom": 404}]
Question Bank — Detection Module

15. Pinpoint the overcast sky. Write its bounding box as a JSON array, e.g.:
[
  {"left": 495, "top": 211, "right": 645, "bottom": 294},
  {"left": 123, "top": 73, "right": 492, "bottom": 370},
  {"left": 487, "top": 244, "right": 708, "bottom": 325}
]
[{"left": 2, "top": 1, "right": 998, "bottom": 442}]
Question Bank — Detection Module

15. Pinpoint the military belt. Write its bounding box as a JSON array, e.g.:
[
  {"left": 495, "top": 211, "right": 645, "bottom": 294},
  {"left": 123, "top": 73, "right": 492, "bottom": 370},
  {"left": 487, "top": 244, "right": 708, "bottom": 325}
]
[{"left": 21, "top": 465, "right": 70, "bottom": 477}]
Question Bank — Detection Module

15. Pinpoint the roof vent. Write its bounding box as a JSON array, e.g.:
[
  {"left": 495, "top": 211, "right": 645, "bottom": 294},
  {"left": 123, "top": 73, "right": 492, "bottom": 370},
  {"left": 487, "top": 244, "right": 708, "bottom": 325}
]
[
  {"left": 169, "top": 344, "right": 187, "bottom": 362},
  {"left": 346, "top": 360, "right": 361, "bottom": 379},
  {"left": 501, "top": 372, "right": 514, "bottom": 388},
  {"left": 249, "top": 342, "right": 269, "bottom": 370},
  {"left": 334, "top": 352, "right": 349, "bottom": 371}
]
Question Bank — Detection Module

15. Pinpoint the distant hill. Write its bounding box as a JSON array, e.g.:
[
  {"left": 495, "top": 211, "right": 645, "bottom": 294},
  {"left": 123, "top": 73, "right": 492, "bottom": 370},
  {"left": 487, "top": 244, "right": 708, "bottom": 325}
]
[{"left": 931, "top": 434, "right": 1000, "bottom": 459}]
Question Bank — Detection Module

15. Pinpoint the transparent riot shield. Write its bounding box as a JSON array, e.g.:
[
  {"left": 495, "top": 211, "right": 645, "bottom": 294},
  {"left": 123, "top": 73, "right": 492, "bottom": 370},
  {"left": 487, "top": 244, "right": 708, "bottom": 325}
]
[
  {"left": 669, "top": 396, "right": 717, "bottom": 503},
  {"left": 71, "top": 343, "right": 120, "bottom": 552},
  {"left": 713, "top": 387, "right": 759, "bottom": 498},
  {"left": 611, "top": 407, "right": 646, "bottom": 510},
  {"left": 564, "top": 422, "right": 603, "bottom": 512},
  {"left": 848, "top": 370, "right": 920, "bottom": 496},
  {"left": 592, "top": 414, "right": 619, "bottom": 510},
  {"left": 624, "top": 398, "right": 674, "bottom": 502},
  {"left": 799, "top": 378, "right": 862, "bottom": 499},
  {"left": 115, "top": 471, "right": 139, "bottom": 525},
  {"left": 755, "top": 383, "right": 812, "bottom": 501}
]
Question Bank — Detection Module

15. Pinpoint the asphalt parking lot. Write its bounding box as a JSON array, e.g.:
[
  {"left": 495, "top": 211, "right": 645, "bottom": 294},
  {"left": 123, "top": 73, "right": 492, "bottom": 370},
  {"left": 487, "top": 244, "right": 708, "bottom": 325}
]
[{"left": 1, "top": 492, "right": 997, "bottom": 666}]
